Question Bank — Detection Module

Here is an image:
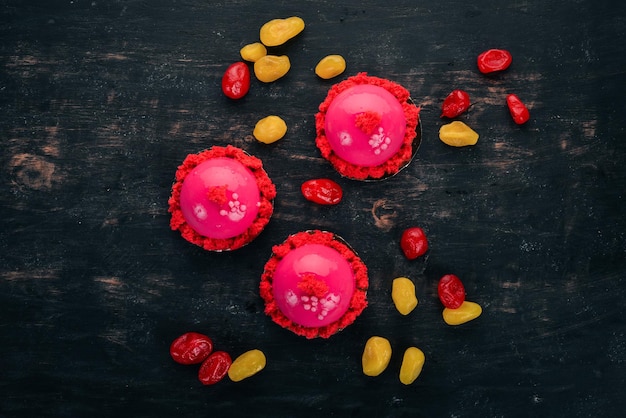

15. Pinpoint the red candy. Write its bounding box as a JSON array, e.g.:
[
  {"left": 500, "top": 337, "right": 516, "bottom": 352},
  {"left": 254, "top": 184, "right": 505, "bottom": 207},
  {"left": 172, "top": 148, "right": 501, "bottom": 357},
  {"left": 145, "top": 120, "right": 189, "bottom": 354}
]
[
  {"left": 477, "top": 49, "right": 512, "bottom": 74},
  {"left": 198, "top": 351, "right": 232, "bottom": 385},
  {"left": 301, "top": 178, "right": 343, "bottom": 205},
  {"left": 441, "top": 89, "right": 471, "bottom": 118},
  {"left": 437, "top": 274, "right": 466, "bottom": 309},
  {"left": 169, "top": 332, "right": 213, "bottom": 365},
  {"left": 221, "top": 62, "right": 250, "bottom": 99},
  {"left": 506, "top": 93, "right": 530, "bottom": 125},
  {"left": 400, "top": 227, "right": 429, "bottom": 260}
]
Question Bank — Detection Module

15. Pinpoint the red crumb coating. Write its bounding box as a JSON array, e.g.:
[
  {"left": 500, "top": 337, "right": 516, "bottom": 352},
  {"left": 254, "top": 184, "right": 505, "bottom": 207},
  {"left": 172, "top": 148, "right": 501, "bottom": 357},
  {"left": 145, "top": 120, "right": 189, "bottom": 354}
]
[
  {"left": 168, "top": 145, "right": 276, "bottom": 252},
  {"left": 315, "top": 73, "right": 420, "bottom": 180},
  {"left": 259, "top": 230, "right": 369, "bottom": 339},
  {"left": 297, "top": 273, "right": 330, "bottom": 298},
  {"left": 206, "top": 185, "right": 229, "bottom": 205},
  {"left": 354, "top": 111, "right": 383, "bottom": 135}
]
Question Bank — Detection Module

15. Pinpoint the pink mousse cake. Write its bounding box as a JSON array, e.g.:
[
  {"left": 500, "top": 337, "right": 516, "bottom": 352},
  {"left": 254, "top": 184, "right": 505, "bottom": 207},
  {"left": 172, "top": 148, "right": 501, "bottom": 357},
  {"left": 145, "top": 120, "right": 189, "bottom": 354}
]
[
  {"left": 168, "top": 145, "right": 276, "bottom": 251},
  {"left": 260, "top": 230, "right": 368, "bottom": 339},
  {"left": 315, "top": 73, "right": 420, "bottom": 180}
]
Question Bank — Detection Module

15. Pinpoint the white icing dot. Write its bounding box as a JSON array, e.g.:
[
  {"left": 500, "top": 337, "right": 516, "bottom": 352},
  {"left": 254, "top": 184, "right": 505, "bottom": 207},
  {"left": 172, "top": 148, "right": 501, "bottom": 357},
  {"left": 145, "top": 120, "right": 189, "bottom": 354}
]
[
  {"left": 311, "top": 296, "right": 318, "bottom": 302},
  {"left": 340, "top": 131, "right": 352, "bottom": 146},
  {"left": 303, "top": 304, "right": 311, "bottom": 311},
  {"left": 219, "top": 209, "right": 228, "bottom": 216},
  {"left": 318, "top": 314, "right": 324, "bottom": 320},
  {"left": 193, "top": 204, "right": 208, "bottom": 220},
  {"left": 369, "top": 127, "right": 391, "bottom": 154},
  {"left": 301, "top": 295, "right": 310, "bottom": 302},
  {"left": 311, "top": 307, "right": 317, "bottom": 312},
  {"left": 232, "top": 193, "right": 239, "bottom": 200},
  {"left": 240, "top": 204, "right": 247, "bottom": 211},
  {"left": 285, "top": 290, "right": 298, "bottom": 307}
]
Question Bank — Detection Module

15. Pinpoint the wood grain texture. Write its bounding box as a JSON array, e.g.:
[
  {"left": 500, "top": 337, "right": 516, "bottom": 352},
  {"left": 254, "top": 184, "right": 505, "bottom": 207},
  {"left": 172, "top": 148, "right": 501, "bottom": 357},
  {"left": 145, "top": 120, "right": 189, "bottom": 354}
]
[{"left": 1, "top": 0, "right": 625, "bottom": 416}]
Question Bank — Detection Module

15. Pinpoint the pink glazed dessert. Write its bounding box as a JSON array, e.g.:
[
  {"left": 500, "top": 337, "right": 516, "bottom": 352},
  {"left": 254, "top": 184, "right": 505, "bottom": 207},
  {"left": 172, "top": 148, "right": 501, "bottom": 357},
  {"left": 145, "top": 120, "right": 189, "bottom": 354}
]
[
  {"left": 168, "top": 145, "right": 276, "bottom": 251},
  {"left": 315, "top": 73, "right": 420, "bottom": 180},
  {"left": 260, "top": 230, "right": 368, "bottom": 339}
]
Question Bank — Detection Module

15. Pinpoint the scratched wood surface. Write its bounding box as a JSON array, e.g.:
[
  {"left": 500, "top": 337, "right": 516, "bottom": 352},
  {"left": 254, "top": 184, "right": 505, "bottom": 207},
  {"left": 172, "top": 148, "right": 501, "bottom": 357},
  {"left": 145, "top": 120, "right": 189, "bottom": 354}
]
[{"left": 1, "top": 0, "right": 625, "bottom": 416}]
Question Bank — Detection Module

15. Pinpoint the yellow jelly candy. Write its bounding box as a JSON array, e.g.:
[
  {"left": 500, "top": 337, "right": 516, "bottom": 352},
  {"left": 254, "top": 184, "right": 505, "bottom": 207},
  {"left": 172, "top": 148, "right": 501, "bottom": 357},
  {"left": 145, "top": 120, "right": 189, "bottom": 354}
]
[
  {"left": 362, "top": 336, "right": 392, "bottom": 377},
  {"left": 227, "top": 349, "right": 266, "bottom": 382},
  {"left": 253, "top": 115, "right": 287, "bottom": 144},
  {"left": 438, "top": 121, "right": 479, "bottom": 147},
  {"left": 442, "top": 300, "right": 483, "bottom": 325},
  {"left": 259, "top": 16, "right": 305, "bottom": 47},
  {"left": 240, "top": 42, "right": 267, "bottom": 62},
  {"left": 315, "top": 55, "right": 346, "bottom": 79},
  {"left": 391, "top": 277, "right": 418, "bottom": 315},
  {"left": 399, "top": 347, "right": 425, "bottom": 385},
  {"left": 253, "top": 55, "right": 291, "bottom": 83}
]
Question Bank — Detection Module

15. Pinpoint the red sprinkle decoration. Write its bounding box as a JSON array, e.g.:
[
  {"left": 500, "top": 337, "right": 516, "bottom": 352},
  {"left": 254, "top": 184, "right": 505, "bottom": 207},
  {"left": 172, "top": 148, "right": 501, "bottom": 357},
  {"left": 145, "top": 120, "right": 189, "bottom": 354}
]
[
  {"left": 354, "top": 111, "right": 383, "bottom": 135},
  {"left": 437, "top": 274, "right": 466, "bottom": 309},
  {"left": 506, "top": 93, "right": 530, "bottom": 125},
  {"left": 477, "top": 49, "right": 512, "bottom": 74},
  {"left": 169, "top": 332, "right": 214, "bottom": 365},
  {"left": 441, "top": 89, "right": 471, "bottom": 118},
  {"left": 206, "top": 185, "right": 229, "bottom": 205},
  {"left": 301, "top": 178, "right": 343, "bottom": 205},
  {"left": 400, "top": 227, "right": 429, "bottom": 260},
  {"left": 297, "top": 273, "right": 330, "bottom": 298},
  {"left": 198, "top": 351, "right": 232, "bottom": 386},
  {"left": 221, "top": 62, "right": 251, "bottom": 99}
]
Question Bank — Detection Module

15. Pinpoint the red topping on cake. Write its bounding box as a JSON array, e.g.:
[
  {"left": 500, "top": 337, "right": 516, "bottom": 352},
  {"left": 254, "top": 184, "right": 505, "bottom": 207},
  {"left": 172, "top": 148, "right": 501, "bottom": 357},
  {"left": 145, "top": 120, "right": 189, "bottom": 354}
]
[
  {"left": 354, "top": 111, "right": 382, "bottom": 135},
  {"left": 297, "top": 273, "right": 330, "bottom": 299},
  {"left": 206, "top": 185, "right": 229, "bottom": 206}
]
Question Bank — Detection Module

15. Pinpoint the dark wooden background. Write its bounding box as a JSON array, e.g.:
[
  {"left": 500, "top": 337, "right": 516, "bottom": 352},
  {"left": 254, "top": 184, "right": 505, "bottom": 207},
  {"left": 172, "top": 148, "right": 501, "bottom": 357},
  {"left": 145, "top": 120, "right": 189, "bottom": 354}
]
[{"left": 2, "top": 0, "right": 625, "bottom": 417}]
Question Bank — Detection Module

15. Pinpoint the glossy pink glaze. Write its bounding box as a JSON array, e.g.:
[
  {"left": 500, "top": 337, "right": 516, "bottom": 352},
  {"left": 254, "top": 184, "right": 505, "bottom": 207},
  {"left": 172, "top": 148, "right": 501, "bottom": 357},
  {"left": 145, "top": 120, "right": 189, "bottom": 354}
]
[
  {"left": 324, "top": 84, "right": 407, "bottom": 167},
  {"left": 272, "top": 244, "right": 356, "bottom": 328},
  {"left": 179, "top": 157, "right": 261, "bottom": 239}
]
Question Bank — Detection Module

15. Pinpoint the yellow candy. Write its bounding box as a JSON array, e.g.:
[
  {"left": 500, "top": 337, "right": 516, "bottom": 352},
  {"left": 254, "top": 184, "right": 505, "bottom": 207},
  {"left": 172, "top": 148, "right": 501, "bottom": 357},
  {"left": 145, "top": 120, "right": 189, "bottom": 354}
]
[
  {"left": 399, "top": 347, "right": 425, "bottom": 385},
  {"left": 240, "top": 42, "right": 267, "bottom": 62},
  {"left": 253, "top": 55, "right": 291, "bottom": 83},
  {"left": 442, "top": 300, "right": 483, "bottom": 325},
  {"left": 260, "top": 16, "right": 305, "bottom": 47},
  {"left": 227, "top": 349, "right": 266, "bottom": 382},
  {"left": 253, "top": 115, "right": 287, "bottom": 144},
  {"left": 391, "top": 277, "right": 418, "bottom": 316},
  {"left": 315, "top": 55, "right": 346, "bottom": 79},
  {"left": 438, "top": 121, "right": 479, "bottom": 147},
  {"left": 362, "top": 336, "right": 392, "bottom": 377}
]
